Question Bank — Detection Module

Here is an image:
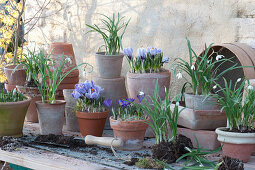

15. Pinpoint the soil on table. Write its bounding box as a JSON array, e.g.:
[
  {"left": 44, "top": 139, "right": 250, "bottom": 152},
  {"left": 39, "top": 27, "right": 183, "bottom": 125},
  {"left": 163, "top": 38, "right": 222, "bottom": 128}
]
[
  {"left": 34, "top": 134, "right": 87, "bottom": 149},
  {"left": 222, "top": 127, "right": 255, "bottom": 133},
  {"left": 218, "top": 156, "right": 244, "bottom": 170},
  {"left": 151, "top": 134, "right": 193, "bottom": 163},
  {"left": 0, "top": 137, "right": 22, "bottom": 151}
]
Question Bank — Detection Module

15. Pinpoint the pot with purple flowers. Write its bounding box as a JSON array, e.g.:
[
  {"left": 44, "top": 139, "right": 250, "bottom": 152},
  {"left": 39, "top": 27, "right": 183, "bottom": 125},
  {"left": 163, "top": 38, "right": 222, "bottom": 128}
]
[
  {"left": 106, "top": 94, "right": 149, "bottom": 151},
  {"left": 72, "top": 80, "right": 109, "bottom": 137},
  {"left": 125, "top": 47, "right": 171, "bottom": 103}
]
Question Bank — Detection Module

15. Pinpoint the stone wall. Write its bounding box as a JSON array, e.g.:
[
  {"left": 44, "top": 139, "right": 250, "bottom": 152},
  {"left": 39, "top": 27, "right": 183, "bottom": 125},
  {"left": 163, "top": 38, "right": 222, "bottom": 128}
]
[{"left": 24, "top": 0, "right": 255, "bottom": 95}]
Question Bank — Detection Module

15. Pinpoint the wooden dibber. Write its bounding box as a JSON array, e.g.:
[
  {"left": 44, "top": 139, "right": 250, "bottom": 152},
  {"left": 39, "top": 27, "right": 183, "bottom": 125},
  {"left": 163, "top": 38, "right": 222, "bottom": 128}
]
[{"left": 84, "top": 135, "right": 124, "bottom": 148}]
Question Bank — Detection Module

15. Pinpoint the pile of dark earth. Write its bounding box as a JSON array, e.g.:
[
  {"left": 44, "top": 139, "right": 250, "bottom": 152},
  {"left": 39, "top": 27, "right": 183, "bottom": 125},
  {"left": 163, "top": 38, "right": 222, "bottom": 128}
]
[
  {"left": 218, "top": 156, "right": 244, "bottom": 170},
  {"left": 0, "top": 137, "right": 23, "bottom": 151},
  {"left": 151, "top": 134, "right": 193, "bottom": 163}
]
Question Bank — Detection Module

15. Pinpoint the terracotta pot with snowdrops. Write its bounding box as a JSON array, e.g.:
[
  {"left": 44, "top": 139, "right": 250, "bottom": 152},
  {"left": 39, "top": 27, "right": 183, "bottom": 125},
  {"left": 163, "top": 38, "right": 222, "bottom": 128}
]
[
  {"left": 72, "top": 81, "right": 109, "bottom": 137},
  {"left": 0, "top": 89, "right": 31, "bottom": 137},
  {"left": 86, "top": 13, "right": 130, "bottom": 79},
  {"left": 171, "top": 38, "right": 241, "bottom": 110},
  {"left": 105, "top": 94, "right": 148, "bottom": 151},
  {"left": 125, "top": 47, "right": 171, "bottom": 103},
  {"left": 215, "top": 78, "right": 255, "bottom": 163},
  {"left": 32, "top": 49, "right": 87, "bottom": 135}
]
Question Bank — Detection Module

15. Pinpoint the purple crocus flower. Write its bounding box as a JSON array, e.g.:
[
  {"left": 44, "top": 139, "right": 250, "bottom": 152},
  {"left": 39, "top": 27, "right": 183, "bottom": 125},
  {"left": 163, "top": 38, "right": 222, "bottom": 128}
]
[
  {"left": 84, "top": 80, "right": 93, "bottom": 91},
  {"left": 85, "top": 88, "right": 99, "bottom": 99},
  {"left": 117, "top": 99, "right": 124, "bottom": 107},
  {"left": 123, "top": 98, "right": 135, "bottom": 107},
  {"left": 150, "top": 47, "right": 157, "bottom": 56},
  {"left": 157, "top": 48, "right": 162, "bottom": 54},
  {"left": 137, "top": 91, "right": 145, "bottom": 103},
  {"left": 123, "top": 47, "right": 133, "bottom": 60},
  {"left": 75, "top": 83, "right": 87, "bottom": 94},
  {"left": 162, "top": 57, "right": 169, "bottom": 63},
  {"left": 138, "top": 48, "right": 146, "bottom": 60},
  {"left": 72, "top": 90, "right": 82, "bottom": 99},
  {"left": 103, "top": 98, "right": 112, "bottom": 107}
]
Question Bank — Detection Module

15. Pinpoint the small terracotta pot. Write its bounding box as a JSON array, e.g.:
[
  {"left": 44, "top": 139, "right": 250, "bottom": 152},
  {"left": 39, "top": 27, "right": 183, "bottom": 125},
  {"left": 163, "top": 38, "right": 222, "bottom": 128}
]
[
  {"left": 35, "top": 100, "right": 66, "bottom": 135},
  {"left": 184, "top": 93, "right": 218, "bottom": 110},
  {"left": 0, "top": 97, "right": 31, "bottom": 137},
  {"left": 16, "top": 86, "right": 41, "bottom": 123},
  {"left": 126, "top": 70, "right": 171, "bottom": 103},
  {"left": 216, "top": 127, "right": 255, "bottom": 162},
  {"left": 4, "top": 65, "right": 26, "bottom": 86},
  {"left": 110, "top": 117, "right": 149, "bottom": 151},
  {"left": 63, "top": 89, "right": 80, "bottom": 132},
  {"left": 4, "top": 83, "right": 16, "bottom": 92},
  {"left": 95, "top": 52, "right": 124, "bottom": 79},
  {"left": 76, "top": 110, "right": 109, "bottom": 137}
]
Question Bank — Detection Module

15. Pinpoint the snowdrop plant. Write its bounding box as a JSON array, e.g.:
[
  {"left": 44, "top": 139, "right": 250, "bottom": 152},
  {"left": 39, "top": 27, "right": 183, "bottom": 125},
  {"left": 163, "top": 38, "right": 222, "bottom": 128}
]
[
  {"left": 0, "top": 88, "right": 25, "bottom": 102},
  {"left": 171, "top": 38, "right": 240, "bottom": 96},
  {"left": 216, "top": 78, "right": 255, "bottom": 131},
  {"left": 124, "top": 47, "right": 169, "bottom": 73}
]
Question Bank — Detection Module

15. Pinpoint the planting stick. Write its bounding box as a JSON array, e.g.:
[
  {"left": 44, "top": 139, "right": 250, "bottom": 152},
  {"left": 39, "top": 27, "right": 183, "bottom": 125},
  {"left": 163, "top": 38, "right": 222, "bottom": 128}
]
[{"left": 84, "top": 135, "right": 124, "bottom": 148}]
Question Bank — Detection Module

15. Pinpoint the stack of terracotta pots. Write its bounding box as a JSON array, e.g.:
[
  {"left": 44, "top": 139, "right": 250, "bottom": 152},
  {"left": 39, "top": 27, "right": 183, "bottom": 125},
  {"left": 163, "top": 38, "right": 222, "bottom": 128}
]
[
  {"left": 48, "top": 42, "right": 79, "bottom": 100},
  {"left": 94, "top": 52, "right": 128, "bottom": 129},
  {"left": 4, "top": 65, "right": 26, "bottom": 92}
]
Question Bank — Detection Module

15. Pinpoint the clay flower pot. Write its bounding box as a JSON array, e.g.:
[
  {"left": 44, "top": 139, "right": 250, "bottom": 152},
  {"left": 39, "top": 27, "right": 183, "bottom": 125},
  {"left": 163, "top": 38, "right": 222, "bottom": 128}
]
[
  {"left": 95, "top": 52, "right": 124, "bottom": 79},
  {"left": 4, "top": 83, "right": 16, "bottom": 93},
  {"left": 76, "top": 110, "right": 109, "bottom": 137},
  {"left": 126, "top": 70, "right": 171, "bottom": 103},
  {"left": 110, "top": 116, "right": 149, "bottom": 151},
  {"left": 63, "top": 89, "right": 80, "bottom": 132},
  {"left": 16, "top": 86, "right": 41, "bottom": 123},
  {"left": 35, "top": 100, "right": 66, "bottom": 135},
  {"left": 0, "top": 97, "right": 31, "bottom": 137},
  {"left": 4, "top": 65, "right": 26, "bottom": 89},
  {"left": 216, "top": 127, "right": 255, "bottom": 162},
  {"left": 184, "top": 93, "right": 218, "bottom": 110}
]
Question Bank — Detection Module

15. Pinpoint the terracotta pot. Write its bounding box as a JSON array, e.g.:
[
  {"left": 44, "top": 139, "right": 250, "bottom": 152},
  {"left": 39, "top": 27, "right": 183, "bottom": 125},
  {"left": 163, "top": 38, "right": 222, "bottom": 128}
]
[
  {"left": 216, "top": 127, "right": 255, "bottom": 162},
  {"left": 4, "top": 83, "right": 16, "bottom": 92},
  {"left": 35, "top": 100, "right": 66, "bottom": 135},
  {"left": 95, "top": 52, "right": 124, "bottom": 79},
  {"left": 0, "top": 97, "right": 31, "bottom": 137},
  {"left": 110, "top": 116, "right": 148, "bottom": 151},
  {"left": 76, "top": 110, "right": 109, "bottom": 137},
  {"left": 4, "top": 65, "right": 26, "bottom": 86},
  {"left": 126, "top": 70, "right": 171, "bottom": 103},
  {"left": 184, "top": 93, "right": 219, "bottom": 110},
  {"left": 63, "top": 89, "right": 80, "bottom": 132},
  {"left": 16, "top": 86, "right": 41, "bottom": 123}
]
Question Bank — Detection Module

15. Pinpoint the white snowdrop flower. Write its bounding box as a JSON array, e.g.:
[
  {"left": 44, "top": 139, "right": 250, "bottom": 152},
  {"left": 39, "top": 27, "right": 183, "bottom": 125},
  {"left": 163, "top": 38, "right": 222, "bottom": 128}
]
[
  {"left": 237, "top": 78, "right": 241, "bottom": 83},
  {"left": 216, "top": 55, "right": 224, "bottom": 61},
  {"left": 65, "top": 57, "right": 72, "bottom": 64},
  {"left": 213, "top": 85, "right": 217, "bottom": 89},
  {"left": 207, "top": 60, "right": 210, "bottom": 64},
  {"left": 176, "top": 102, "right": 180, "bottom": 106},
  {"left": 191, "top": 65, "right": 195, "bottom": 70},
  {"left": 248, "top": 85, "right": 254, "bottom": 90},
  {"left": 139, "top": 91, "right": 144, "bottom": 96},
  {"left": 13, "top": 88, "right": 17, "bottom": 94},
  {"left": 176, "top": 72, "right": 182, "bottom": 79}
]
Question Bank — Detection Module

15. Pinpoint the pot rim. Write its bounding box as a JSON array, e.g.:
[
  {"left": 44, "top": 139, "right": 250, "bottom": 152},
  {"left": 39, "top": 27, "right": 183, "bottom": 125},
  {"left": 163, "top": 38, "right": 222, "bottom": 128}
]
[
  {"left": 4, "top": 64, "right": 25, "bottom": 71},
  {"left": 95, "top": 52, "right": 124, "bottom": 57},
  {"left": 184, "top": 93, "right": 217, "bottom": 98},
  {"left": 35, "top": 100, "right": 66, "bottom": 105},
  {"left": 75, "top": 110, "right": 109, "bottom": 119},
  {"left": 109, "top": 116, "right": 149, "bottom": 123},
  {"left": 216, "top": 127, "right": 255, "bottom": 144},
  {"left": 127, "top": 70, "right": 171, "bottom": 79},
  {"left": 0, "top": 96, "right": 31, "bottom": 106},
  {"left": 16, "top": 85, "right": 39, "bottom": 90}
]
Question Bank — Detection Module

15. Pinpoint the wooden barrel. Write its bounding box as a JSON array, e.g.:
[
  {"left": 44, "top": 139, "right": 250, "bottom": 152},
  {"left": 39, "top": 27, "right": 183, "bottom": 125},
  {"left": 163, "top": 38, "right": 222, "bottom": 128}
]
[{"left": 202, "top": 43, "right": 255, "bottom": 92}]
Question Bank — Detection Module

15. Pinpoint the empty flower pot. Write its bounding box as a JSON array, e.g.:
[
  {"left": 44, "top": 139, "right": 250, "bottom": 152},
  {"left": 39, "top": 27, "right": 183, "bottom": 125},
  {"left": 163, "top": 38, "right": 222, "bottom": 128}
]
[
  {"left": 4, "top": 65, "right": 26, "bottom": 86},
  {"left": 35, "top": 100, "right": 66, "bottom": 135},
  {"left": 76, "top": 110, "right": 109, "bottom": 137},
  {"left": 0, "top": 97, "right": 31, "bottom": 137},
  {"left": 110, "top": 117, "right": 148, "bottom": 151},
  {"left": 95, "top": 52, "right": 124, "bottom": 79}
]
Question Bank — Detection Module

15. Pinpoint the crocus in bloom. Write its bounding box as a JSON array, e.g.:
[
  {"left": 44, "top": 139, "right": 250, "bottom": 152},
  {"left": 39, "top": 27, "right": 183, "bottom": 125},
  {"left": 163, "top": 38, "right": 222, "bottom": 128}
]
[
  {"left": 103, "top": 98, "right": 112, "bottom": 108},
  {"left": 72, "top": 90, "right": 82, "bottom": 99},
  {"left": 157, "top": 48, "right": 162, "bottom": 54},
  {"left": 137, "top": 91, "right": 145, "bottom": 103},
  {"left": 138, "top": 48, "right": 146, "bottom": 60},
  {"left": 123, "top": 47, "right": 133, "bottom": 60},
  {"left": 150, "top": 47, "right": 157, "bottom": 56},
  {"left": 162, "top": 57, "right": 169, "bottom": 63}
]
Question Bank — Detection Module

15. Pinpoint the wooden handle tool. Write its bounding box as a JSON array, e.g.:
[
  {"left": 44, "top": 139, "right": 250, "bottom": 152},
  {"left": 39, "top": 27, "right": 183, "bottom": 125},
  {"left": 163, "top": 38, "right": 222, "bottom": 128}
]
[{"left": 84, "top": 135, "right": 124, "bottom": 148}]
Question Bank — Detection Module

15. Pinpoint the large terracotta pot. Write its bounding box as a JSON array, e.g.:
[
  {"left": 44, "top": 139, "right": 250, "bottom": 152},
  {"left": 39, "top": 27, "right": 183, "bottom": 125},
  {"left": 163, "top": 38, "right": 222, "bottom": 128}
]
[
  {"left": 63, "top": 89, "right": 80, "bottom": 132},
  {"left": 4, "top": 65, "right": 26, "bottom": 88},
  {"left": 16, "top": 86, "right": 41, "bottom": 123},
  {"left": 126, "top": 70, "right": 171, "bottom": 103},
  {"left": 0, "top": 97, "right": 31, "bottom": 137},
  {"left": 76, "top": 110, "right": 109, "bottom": 137},
  {"left": 216, "top": 127, "right": 255, "bottom": 162},
  {"left": 95, "top": 52, "right": 124, "bottom": 79},
  {"left": 184, "top": 93, "right": 219, "bottom": 110},
  {"left": 110, "top": 117, "right": 148, "bottom": 151},
  {"left": 35, "top": 100, "right": 66, "bottom": 135}
]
